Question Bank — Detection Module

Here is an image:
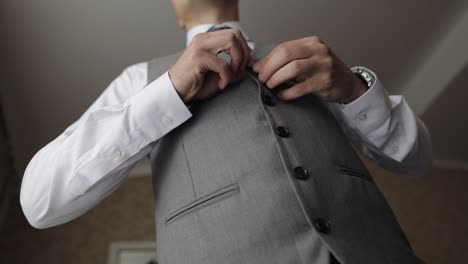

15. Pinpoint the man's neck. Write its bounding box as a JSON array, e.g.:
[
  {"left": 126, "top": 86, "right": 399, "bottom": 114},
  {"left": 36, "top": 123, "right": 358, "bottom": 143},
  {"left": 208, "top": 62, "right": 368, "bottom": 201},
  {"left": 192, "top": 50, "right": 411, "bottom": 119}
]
[
  {"left": 185, "top": 21, "right": 254, "bottom": 51},
  {"left": 186, "top": 21, "right": 240, "bottom": 47},
  {"left": 184, "top": 10, "right": 239, "bottom": 31}
]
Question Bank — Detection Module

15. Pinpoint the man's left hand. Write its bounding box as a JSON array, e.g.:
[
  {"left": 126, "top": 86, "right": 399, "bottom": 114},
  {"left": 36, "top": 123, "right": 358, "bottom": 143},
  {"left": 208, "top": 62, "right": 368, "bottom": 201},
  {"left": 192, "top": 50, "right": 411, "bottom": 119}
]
[{"left": 252, "top": 36, "right": 367, "bottom": 104}]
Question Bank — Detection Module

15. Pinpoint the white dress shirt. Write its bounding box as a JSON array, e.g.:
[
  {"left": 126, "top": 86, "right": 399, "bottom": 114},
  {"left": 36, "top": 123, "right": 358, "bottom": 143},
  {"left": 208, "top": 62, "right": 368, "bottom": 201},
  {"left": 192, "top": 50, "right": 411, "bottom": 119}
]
[{"left": 20, "top": 22, "right": 432, "bottom": 229}]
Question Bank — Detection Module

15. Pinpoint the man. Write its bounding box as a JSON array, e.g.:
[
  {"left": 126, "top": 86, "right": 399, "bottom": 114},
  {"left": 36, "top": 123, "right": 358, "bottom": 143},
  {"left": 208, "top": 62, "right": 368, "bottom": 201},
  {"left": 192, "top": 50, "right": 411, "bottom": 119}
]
[{"left": 20, "top": 0, "right": 432, "bottom": 263}]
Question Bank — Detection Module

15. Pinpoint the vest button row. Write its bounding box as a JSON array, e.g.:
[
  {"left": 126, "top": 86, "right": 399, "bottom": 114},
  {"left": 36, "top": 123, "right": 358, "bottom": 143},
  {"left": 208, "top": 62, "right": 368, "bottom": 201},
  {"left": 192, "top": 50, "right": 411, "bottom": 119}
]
[
  {"left": 293, "top": 166, "right": 309, "bottom": 180},
  {"left": 276, "top": 126, "right": 290, "bottom": 138},
  {"left": 313, "top": 218, "right": 331, "bottom": 234},
  {"left": 262, "top": 95, "right": 275, "bottom": 106}
]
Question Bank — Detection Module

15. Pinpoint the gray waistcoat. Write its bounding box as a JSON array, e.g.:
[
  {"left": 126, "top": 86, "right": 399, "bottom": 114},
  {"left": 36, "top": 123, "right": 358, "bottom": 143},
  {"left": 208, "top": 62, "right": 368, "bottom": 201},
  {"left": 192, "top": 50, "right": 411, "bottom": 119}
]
[{"left": 148, "top": 46, "right": 422, "bottom": 264}]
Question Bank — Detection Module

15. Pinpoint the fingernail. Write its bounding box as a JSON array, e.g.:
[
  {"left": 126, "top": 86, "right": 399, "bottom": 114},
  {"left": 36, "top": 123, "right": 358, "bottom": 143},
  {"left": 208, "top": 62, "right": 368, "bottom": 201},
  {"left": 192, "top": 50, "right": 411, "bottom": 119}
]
[
  {"left": 258, "top": 74, "right": 265, "bottom": 83},
  {"left": 253, "top": 63, "right": 259, "bottom": 72},
  {"left": 266, "top": 80, "right": 273, "bottom": 88}
]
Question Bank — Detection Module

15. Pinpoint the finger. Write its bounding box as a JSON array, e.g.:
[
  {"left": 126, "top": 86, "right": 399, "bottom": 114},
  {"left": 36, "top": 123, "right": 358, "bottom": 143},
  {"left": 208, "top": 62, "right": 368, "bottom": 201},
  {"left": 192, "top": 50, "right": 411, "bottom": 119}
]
[
  {"left": 258, "top": 43, "right": 312, "bottom": 83},
  {"left": 266, "top": 59, "right": 314, "bottom": 89},
  {"left": 225, "top": 38, "right": 244, "bottom": 75},
  {"left": 318, "top": 89, "right": 335, "bottom": 102},
  {"left": 201, "top": 29, "right": 246, "bottom": 74},
  {"left": 202, "top": 54, "right": 234, "bottom": 89},
  {"left": 277, "top": 82, "right": 309, "bottom": 101},
  {"left": 235, "top": 31, "right": 251, "bottom": 74},
  {"left": 225, "top": 29, "right": 250, "bottom": 77},
  {"left": 252, "top": 52, "right": 272, "bottom": 73}
]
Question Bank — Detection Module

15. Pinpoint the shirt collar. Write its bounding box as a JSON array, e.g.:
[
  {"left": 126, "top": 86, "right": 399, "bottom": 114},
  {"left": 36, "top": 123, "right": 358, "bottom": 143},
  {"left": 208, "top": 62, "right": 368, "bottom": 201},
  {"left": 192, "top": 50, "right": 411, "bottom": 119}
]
[{"left": 186, "top": 21, "right": 255, "bottom": 50}]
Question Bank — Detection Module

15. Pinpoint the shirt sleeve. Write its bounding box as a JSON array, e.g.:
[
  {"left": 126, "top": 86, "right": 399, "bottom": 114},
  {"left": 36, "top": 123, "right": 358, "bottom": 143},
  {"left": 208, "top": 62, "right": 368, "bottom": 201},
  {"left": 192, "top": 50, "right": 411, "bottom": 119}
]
[
  {"left": 326, "top": 67, "right": 433, "bottom": 177},
  {"left": 20, "top": 63, "right": 192, "bottom": 229}
]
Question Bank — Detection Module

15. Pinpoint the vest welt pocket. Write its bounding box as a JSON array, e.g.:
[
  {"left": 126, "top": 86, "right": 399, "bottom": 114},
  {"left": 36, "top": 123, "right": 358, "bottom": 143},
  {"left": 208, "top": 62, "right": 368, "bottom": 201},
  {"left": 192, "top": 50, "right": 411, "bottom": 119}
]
[
  {"left": 336, "top": 164, "right": 374, "bottom": 183},
  {"left": 165, "top": 183, "right": 240, "bottom": 225}
]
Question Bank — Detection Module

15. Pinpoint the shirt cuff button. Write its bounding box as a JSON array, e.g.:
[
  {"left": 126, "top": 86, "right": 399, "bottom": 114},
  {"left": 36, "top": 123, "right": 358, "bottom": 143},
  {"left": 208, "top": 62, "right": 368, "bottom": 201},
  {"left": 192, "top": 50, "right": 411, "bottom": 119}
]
[
  {"left": 163, "top": 115, "right": 173, "bottom": 125},
  {"left": 356, "top": 111, "right": 367, "bottom": 121},
  {"left": 112, "top": 149, "right": 123, "bottom": 160},
  {"left": 389, "top": 143, "right": 399, "bottom": 154}
]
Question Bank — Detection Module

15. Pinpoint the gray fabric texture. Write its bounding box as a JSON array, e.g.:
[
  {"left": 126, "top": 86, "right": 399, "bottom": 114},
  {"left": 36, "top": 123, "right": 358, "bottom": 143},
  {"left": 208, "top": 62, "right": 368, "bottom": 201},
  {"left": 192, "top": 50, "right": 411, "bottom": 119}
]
[{"left": 147, "top": 46, "right": 422, "bottom": 264}]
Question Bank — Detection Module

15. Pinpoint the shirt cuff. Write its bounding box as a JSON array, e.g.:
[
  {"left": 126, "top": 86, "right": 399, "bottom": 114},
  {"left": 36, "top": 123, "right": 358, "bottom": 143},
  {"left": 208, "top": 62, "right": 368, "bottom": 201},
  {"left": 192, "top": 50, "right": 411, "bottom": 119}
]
[
  {"left": 127, "top": 71, "right": 192, "bottom": 138},
  {"left": 337, "top": 67, "right": 392, "bottom": 135}
]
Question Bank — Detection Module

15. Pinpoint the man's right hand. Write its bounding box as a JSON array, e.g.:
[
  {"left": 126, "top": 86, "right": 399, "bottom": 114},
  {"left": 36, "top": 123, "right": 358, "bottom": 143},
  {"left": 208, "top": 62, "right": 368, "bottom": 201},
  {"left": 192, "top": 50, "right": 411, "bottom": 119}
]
[{"left": 169, "top": 29, "right": 251, "bottom": 104}]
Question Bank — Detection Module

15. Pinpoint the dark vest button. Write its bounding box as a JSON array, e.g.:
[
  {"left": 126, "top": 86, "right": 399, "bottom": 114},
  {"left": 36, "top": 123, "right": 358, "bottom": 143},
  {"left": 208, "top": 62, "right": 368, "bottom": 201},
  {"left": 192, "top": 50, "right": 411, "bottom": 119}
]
[
  {"left": 262, "top": 95, "right": 274, "bottom": 106},
  {"left": 313, "top": 218, "right": 331, "bottom": 234},
  {"left": 276, "top": 126, "right": 290, "bottom": 137},
  {"left": 293, "top": 166, "right": 309, "bottom": 180}
]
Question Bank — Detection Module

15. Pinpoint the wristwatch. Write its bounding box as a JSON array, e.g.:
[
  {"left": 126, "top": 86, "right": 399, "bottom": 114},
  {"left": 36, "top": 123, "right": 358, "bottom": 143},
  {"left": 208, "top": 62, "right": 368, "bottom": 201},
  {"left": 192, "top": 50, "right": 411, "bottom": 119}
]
[{"left": 352, "top": 67, "right": 375, "bottom": 88}]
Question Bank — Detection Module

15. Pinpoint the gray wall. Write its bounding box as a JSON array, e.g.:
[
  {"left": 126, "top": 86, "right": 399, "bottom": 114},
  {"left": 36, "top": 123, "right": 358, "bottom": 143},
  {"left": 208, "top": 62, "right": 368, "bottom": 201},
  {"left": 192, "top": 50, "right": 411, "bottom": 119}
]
[
  {"left": 0, "top": 0, "right": 466, "bottom": 172},
  {"left": 0, "top": 30, "right": 17, "bottom": 229},
  {"left": 422, "top": 63, "right": 468, "bottom": 161}
]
